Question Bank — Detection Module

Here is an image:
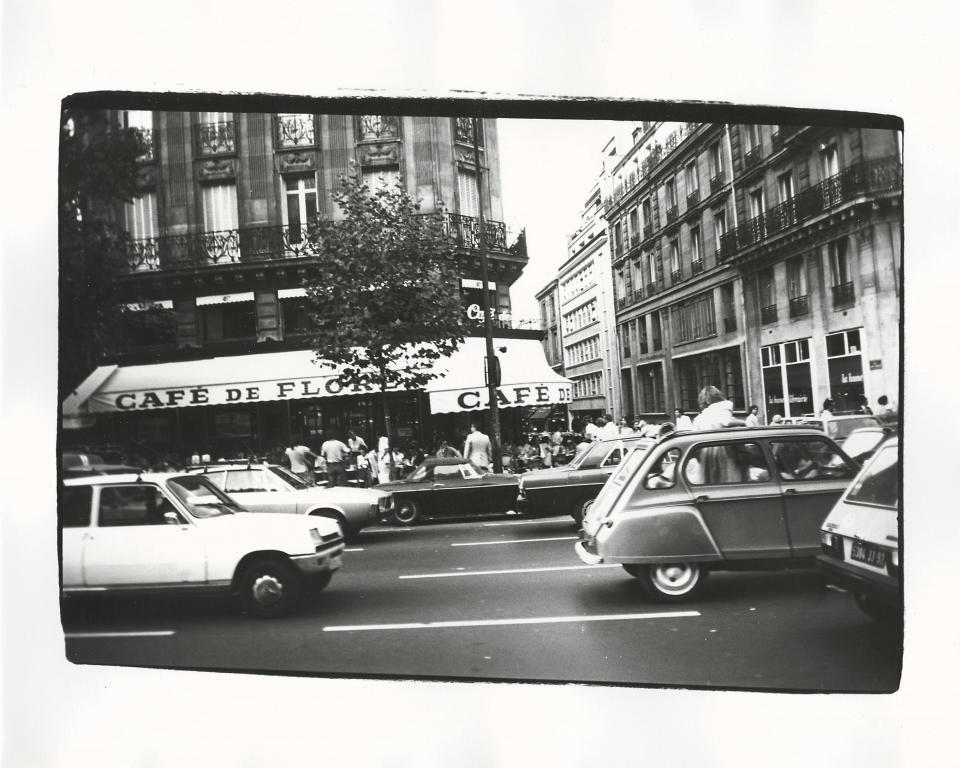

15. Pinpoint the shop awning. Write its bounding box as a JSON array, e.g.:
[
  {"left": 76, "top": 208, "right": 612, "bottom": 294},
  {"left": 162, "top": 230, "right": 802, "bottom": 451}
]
[{"left": 62, "top": 338, "right": 571, "bottom": 421}]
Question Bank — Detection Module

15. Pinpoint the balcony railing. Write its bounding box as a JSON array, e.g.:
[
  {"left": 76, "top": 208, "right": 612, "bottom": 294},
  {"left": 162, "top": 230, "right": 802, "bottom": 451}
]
[
  {"left": 831, "top": 282, "right": 856, "bottom": 308},
  {"left": 616, "top": 295, "right": 628, "bottom": 309},
  {"left": 646, "top": 281, "right": 658, "bottom": 295},
  {"left": 133, "top": 128, "right": 156, "bottom": 162},
  {"left": 789, "top": 295, "right": 810, "bottom": 318},
  {"left": 691, "top": 259, "right": 704, "bottom": 275},
  {"left": 686, "top": 189, "right": 700, "bottom": 207},
  {"left": 665, "top": 205, "right": 678, "bottom": 223},
  {"left": 118, "top": 213, "right": 521, "bottom": 273},
  {"left": 643, "top": 223, "right": 653, "bottom": 239},
  {"left": 194, "top": 120, "right": 236, "bottom": 155},
  {"left": 670, "top": 268, "right": 682, "bottom": 284},
  {"left": 723, "top": 316, "right": 737, "bottom": 333},
  {"left": 606, "top": 123, "right": 702, "bottom": 210},
  {"left": 760, "top": 304, "right": 778, "bottom": 324},
  {"left": 629, "top": 232, "right": 641, "bottom": 249},
  {"left": 743, "top": 145, "right": 762, "bottom": 169},
  {"left": 277, "top": 114, "right": 316, "bottom": 148},
  {"left": 718, "top": 157, "right": 902, "bottom": 261},
  {"left": 709, "top": 174, "right": 724, "bottom": 194}
]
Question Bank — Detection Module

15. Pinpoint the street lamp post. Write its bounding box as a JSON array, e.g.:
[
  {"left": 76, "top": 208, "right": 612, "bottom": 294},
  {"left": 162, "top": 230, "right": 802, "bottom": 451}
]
[{"left": 472, "top": 116, "right": 503, "bottom": 473}]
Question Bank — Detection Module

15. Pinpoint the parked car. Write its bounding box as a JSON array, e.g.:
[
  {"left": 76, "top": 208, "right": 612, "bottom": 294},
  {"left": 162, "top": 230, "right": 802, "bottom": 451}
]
[
  {"left": 62, "top": 451, "right": 143, "bottom": 478},
  {"left": 838, "top": 426, "right": 895, "bottom": 465},
  {"left": 817, "top": 436, "right": 900, "bottom": 622},
  {"left": 795, "top": 414, "right": 887, "bottom": 448},
  {"left": 376, "top": 458, "right": 519, "bottom": 525},
  {"left": 186, "top": 462, "right": 392, "bottom": 538},
  {"left": 60, "top": 472, "right": 344, "bottom": 617},
  {"left": 516, "top": 435, "right": 657, "bottom": 523},
  {"left": 575, "top": 426, "right": 859, "bottom": 602}
]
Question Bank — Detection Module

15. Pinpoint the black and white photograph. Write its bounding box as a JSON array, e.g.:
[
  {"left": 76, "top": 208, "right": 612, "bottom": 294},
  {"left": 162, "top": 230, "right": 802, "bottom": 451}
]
[{"left": 2, "top": 2, "right": 955, "bottom": 766}]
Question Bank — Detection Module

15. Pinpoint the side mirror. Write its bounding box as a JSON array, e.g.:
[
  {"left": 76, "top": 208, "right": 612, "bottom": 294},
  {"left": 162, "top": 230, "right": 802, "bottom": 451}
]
[{"left": 163, "top": 511, "right": 181, "bottom": 525}]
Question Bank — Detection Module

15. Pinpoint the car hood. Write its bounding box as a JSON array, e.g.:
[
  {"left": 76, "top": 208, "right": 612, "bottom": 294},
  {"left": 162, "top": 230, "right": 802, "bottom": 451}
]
[
  {"left": 195, "top": 511, "right": 341, "bottom": 538},
  {"left": 295, "top": 485, "right": 389, "bottom": 503}
]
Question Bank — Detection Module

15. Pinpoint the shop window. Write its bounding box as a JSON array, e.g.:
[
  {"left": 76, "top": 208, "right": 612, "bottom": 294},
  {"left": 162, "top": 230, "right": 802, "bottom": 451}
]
[
  {"left": 637, "top": 362, "right": 664, "bottom": 413},
  {"left": 825, "top": 328, "right": 864, "bottom": 412},
  {"left": 762, "top": 338, "right": 814, "bottom": 420}
]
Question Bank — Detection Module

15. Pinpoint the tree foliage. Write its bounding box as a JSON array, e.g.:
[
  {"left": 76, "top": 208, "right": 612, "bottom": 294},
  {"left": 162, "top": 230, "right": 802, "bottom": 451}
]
[
  {"left": 59, "top": 109, "right": 165, "bottom": 395},
  {"left": 304, "top": 168, "right": 468, "bottom": 396}
]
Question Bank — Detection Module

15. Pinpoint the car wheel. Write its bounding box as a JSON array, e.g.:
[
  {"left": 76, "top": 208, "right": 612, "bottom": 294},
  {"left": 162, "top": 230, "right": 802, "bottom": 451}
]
[
  {"left": 570, "top": 497, "right": 592, "bottom": 525},
  {"left": 239, "top": 559, "right": 303, "bottom": 618},
  {"left": 638, "top": 563, "right": 707, "bottom": 602},
  {"left": 394, "top": 498, "right": 421, "bottom": 526},
  {"left": 312, "top": 571, "right": 333, "bottom": 592}
]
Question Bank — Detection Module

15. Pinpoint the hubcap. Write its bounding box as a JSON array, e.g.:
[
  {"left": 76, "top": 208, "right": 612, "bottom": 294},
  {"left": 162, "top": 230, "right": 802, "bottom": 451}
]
[
  {"left": 396, "top": 505, "right": 415, "bottom": 523},
  {"left": 651, "top": 564, "right": 698, "bottom": 595},
  {"left": 252, "top": 573, "right": 284, "bottom": 606}
]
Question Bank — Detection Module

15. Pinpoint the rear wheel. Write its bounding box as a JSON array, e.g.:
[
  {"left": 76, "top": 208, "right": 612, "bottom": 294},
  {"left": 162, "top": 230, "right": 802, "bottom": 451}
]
[
  {"left": 239, "top": 559, "right": 303, "bottom": 618},
  {"left": 637, "top": 563, "right": 707, "bottom": 602},
  {"left": 394, "top": 498, "right": 421, "bottom": 526}
]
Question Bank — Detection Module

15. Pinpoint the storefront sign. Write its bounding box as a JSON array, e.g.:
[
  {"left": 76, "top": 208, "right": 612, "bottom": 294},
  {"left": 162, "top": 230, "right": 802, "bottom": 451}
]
[
  {"left": 430, "top": 382, "right": 571, "bottom": 413},
  {"left": 869, "top": 359, "right": 882, "bottom": 370}
]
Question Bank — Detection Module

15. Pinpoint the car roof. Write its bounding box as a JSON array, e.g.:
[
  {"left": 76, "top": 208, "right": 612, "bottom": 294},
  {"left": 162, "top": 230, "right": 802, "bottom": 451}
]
[
  {"left": 658, "top": 425, "right": 834, "bottom": 445},
  {"left": 420, "top": 458, "right": 468, "bottom": 466},
  {"left": 188, "top": 462, "right": 277, "bottom": 471},
  {"left": 63, "top": 471, "right": 187, "bottom": 486}
]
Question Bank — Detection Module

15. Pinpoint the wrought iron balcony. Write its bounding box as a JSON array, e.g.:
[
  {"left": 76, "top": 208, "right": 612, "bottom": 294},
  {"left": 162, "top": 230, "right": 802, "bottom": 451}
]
[
  {"left": 194, "top": 120, "right": 236, "bottom": 155},
  {"left": 723, "top": 316, "right": 737, "bottom": 333},
  {"left": 443, "top": 213, "right": 508, "bottom": 251},
  {"left": 277, "top": 114, "right": 316, "bottom": 148},
  {"left": 646, "top": 281, "right": 658, "bottom": 296},
  {"left": 718, "top": 157, "right": 902, "bottom": 261},
  {"left": 671, "top": 268, "right": 683, "bottom": 284},
  {"left": 691, "top": 259, "right": 704, "bottom": 275},
  {"left": 709, "top": 173, "right": 724, "bottom": 194},
  {"left": 454, "top": 117, "right": 483, "bottom": 146},
  {"left": 629, "top": 232, "right": 641, "bottom": 249},
  {"left": 133, "top": 128, "right": 156, "bottom": 162},
  {"left": 686, "top": 189, "right": 700, "bottom": 207},
  {"left": 359, "top": 115, "right": 399, "bottom": 141},
  {"left": 616, "top": 295, "right": 628, "bottom": 309},
  {"left": 744, "top": 145, "right": 762, "bottom": 169},
  {"left": 789, "top": 294, "right": 810, "bottom": 318},
  {"left": 643, "top": 223, "right": 653, "bottom": 239},
  {"left": 665, "top": 205, "right": 678, "bottom": 223},
  {"left": 760, "top": 304, "right": 778, "bottom": 324},
  {"left": 831, "top": 282, "right": 855, "bottom": 308}
]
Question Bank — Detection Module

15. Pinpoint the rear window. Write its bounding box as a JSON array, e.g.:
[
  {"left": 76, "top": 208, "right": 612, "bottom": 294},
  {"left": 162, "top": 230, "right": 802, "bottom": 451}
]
[
  {"left": 826, "top": 416, "right": 880, "bottom": 440},
  {"left": 846, "top": 444, "right": 899, "bottom": 508},
  {"left": 59, "top": 486, "right": 92, "bottom": 527}
]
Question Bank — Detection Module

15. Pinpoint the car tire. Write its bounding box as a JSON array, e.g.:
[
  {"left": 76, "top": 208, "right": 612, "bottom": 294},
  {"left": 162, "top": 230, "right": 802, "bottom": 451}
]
[
  {"left": 570, "top": 497, "right": 592, "bottom": 525},
  {"left": 239, "top": 558, "right": 304, "bottom": 619},
  {"left": 393, "top": 498, "right": 421, "bottom": 526},
  {"left": 637, "top": 563, "right": 707, "bottom": 603},
  {"left": 312, "top": 571, "right": 333, "bottom": 592}
]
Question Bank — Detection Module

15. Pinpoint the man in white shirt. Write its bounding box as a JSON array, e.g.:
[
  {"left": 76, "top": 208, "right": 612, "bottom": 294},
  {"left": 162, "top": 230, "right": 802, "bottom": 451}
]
[
  {"left": 463, "top": 423, "right": 492, "bottom": 472},
  {"left": 320, "top": 433, "right": 351, "bottom": 487},
  {"left": 583, "top": 418, "right": 600, "bottom": 442},
  {"left": 599, "top": 414, "right": 619, "bottom": 440},
  {"left": 285, "top": 441, "right": 317, "bottom": 486},
  {"left": 673, "top": 409, "right": 693, "bottom": 431}
]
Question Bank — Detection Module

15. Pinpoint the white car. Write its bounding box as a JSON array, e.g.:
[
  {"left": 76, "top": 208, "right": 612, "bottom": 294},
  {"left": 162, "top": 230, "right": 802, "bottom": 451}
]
[
  {"left": 60, "top": 472, "right": 344, "bottom": 618},
  {"left": 817, "top": 436, "right": 900, "bottom": 621},
  {"left": 187, "top": 463, "right": 392, "bottom": 539}
]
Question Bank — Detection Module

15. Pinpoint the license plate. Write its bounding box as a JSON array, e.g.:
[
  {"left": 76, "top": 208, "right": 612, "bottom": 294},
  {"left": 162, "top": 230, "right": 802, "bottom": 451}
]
[{"left": 851, "top": 541, "right": 887, "bottom": 568}]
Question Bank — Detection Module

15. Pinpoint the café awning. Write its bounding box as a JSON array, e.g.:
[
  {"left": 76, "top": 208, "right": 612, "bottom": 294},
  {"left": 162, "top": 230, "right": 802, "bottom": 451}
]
[{"left": 62, "top": 338, "right": 571, "bottom": 421}]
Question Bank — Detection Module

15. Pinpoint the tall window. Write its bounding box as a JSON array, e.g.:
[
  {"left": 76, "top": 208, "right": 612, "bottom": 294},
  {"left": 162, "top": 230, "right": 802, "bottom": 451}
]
[
  {"left": 749, "top": 187, "right": 765, "bottom": 219},
  {"left": 363, "top": 168, "right": 401, "bottom": 192},
  {"left": 124, "top": 191, "right": 158, "bottom": 239},
  {"left": 628, "top": 208, "right": 639, "bottom": 241},
  {"left": 614, "top": 222, "right": 624, "bottom": 254},
  {"left": 757, "top": 266, "right": 776, "bottom": 324},
  {"left": 669, "top": 239, "right": 681, "bottom": 274},
  {"left": 685, "top": 160, "right": 699, "bottom": 195},
  {"left": 457, "top": 169, "right": 479, "bottom": 216},
  {"left": 283, "top": 175, "right": 318, "bottom": 242},
  {"left": 202, "top": 183, "right": 238, "bottom": 232},
  {"left": 744, "top": 124, "right": 761, "bottom": 150},
  {"left": 708, "top": 141, "right": 723, "bottom": 180},
  {"left": 786, "top": 256, "right": 806, "bottom": 298},
  {"left": 777, "top": 171, "right": 794, "bottom": 203},
  {"left": 829, "top": 238, "right": 851, "bottom": 286},
  {"left": 641, "top": 197, "right": 652, "bottom": 233},
  {"left": 820, "top": 143, "right": 839, "bottom": 180},
  {"left": 690, "top": 225, "right": 702, "bottom": 266},
  {"left": 713, "top": 209, "right": 727, "bottom": 253},
  {"left": 665, "top": 178, "right": 677, "bottom": 209}
]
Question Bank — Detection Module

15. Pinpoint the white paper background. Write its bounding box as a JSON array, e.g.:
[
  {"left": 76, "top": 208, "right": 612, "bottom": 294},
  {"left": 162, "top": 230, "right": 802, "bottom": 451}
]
[{"left": 1, "top": 1, "right": 954, "bottom": 765}]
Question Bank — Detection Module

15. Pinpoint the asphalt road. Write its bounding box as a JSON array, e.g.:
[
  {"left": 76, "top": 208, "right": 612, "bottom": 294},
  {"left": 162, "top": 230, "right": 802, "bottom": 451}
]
[{"left": 62, "top": 513, "right": 902, "bottom": 692}]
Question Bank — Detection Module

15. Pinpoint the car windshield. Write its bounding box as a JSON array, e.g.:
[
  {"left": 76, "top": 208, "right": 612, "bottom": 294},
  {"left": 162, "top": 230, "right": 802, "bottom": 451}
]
[
  {"left": 827, "top": 416, "right": 880, "bottom": 441},
  {"left": 407, "top": 463, "right": 431, "bottom": 482},
  {"left": 846, "top": 444, "right": 899, "bottom": 509},
  {"left": 268, "top": 465, "right": 305, "bottom": 489},
  {"left": 841, "top": 429, "right": 885, "bottom": 459},
  {"left": 568, "top": 440, "right": 608, "bottom": 469},
  {"left": 167, "top": 475, "right": 240, "bottom": 518}
]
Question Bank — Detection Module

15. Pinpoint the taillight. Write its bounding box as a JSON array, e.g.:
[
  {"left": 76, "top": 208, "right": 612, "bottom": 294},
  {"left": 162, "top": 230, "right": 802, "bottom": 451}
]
[
  {"left": 820, "top": 531, "right": 843, "bottom": 559},
  {"left": 887, "top": 548, "right": 900, "bottom": 578}
]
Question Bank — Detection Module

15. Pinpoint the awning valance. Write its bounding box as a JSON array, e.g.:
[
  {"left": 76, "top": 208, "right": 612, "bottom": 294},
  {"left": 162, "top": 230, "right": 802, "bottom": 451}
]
[{"left": 62, "top": 338, "right": 572, "bottom": 419}]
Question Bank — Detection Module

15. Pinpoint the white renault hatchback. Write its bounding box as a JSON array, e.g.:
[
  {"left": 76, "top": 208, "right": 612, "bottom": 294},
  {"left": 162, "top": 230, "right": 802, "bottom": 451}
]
[{"left": 60, "top": 472, "right": 344, "bottom": 618}]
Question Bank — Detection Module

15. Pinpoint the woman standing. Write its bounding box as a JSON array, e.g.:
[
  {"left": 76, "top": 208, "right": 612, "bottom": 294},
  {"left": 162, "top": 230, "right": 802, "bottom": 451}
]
[{"left": 692, "top": 386, "right": 745, "bottom": 484}]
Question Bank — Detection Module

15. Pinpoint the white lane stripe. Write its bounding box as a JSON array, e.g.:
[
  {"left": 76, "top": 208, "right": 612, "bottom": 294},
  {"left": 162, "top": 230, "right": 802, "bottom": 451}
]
[
  {"left": 452, "top": 536, "right": 578, "bottom": 547},
  {"left": 400, "top": 564, "right": 620, "bottom": 579},
  {"left": 324, "top": 610, "right": 700, "bottom": 632},
  {"left": 344, "top": 547, "right": 364, "bottom": 552},
  {"left": 65, "top": 631, "right": 175, "bottom": 639},
  {"left": 481, "top": 519, "right": 570, "bottom": 527}
]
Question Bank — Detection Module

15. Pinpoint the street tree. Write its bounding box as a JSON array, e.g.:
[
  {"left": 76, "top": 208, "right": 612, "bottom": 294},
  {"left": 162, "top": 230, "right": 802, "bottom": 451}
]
[
  {"left": 59, "top": 109, "right": 172, "bottom": 396},
  {"left": 304, "top": 167, "right": 468, "bottom": 477}
]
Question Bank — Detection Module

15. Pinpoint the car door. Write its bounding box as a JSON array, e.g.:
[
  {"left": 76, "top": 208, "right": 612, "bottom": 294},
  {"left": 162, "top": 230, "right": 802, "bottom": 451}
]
[
  {"left": 682, "top": 439, "right": 791, "bottom": 559},
  {"left": 430, "top": 463, "right": 476, "bottom": 516},
  {"left": 59, "top": 485, "right": 93, "bottom": 588},
  {"left": 222, "top": 468, "right": 290, "bottom": 513},
  {"left": 82, "top": 483, "right": 207, "bottom": 587},
  {"left": 767, "top": 436, "right": 859, "bottom": 556}
]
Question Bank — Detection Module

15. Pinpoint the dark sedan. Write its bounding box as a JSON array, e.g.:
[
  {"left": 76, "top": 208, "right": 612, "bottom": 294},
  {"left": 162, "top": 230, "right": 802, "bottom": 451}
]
[
  {"left": 377, "top": 458, "right": 519, "bottom": 525},
  {"left": 516, "top": 435, "right": 657, "bottom": 523}
]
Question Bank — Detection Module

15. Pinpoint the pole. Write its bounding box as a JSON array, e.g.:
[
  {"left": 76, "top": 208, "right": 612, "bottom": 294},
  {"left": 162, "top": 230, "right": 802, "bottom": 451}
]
[{"left": 472, "top": 117, "right": 502, "bottom": 473}]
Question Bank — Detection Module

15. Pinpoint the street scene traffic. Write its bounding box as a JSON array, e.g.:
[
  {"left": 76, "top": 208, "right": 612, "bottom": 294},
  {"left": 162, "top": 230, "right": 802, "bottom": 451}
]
[{"left": 57, "top": 102, "right": 903, "bottom": 692}]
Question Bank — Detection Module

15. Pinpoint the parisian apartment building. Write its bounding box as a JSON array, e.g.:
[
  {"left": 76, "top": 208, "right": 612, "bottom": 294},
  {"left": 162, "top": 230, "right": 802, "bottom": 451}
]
[
  {"left": 62, "top": 109, "right": 572, "bottom": 459},
  {"left": 601, "top": 120, "right": 901, "bottom": 422}
]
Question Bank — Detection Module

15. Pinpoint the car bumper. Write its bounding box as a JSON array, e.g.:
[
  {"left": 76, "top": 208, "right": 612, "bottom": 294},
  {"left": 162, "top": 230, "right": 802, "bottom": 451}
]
[
  {"left": 291, "top": 545, "right": 344, "bottom": 576},
  {"left": 575, "top": 539, "right": 604, "bottom": 566},
  {"left": 816, "top": 555, "right": 899, "bottom": 606}
]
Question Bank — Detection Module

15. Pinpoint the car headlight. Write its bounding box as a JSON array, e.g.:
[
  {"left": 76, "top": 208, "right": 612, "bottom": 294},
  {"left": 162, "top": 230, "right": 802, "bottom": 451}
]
[{"left": 379, "top": 494, "right": 394, "bottom": 511}]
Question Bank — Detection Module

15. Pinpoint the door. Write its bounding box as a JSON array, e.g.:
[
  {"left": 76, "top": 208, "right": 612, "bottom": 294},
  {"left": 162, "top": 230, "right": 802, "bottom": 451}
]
[
  {"left": 83, "top": 484, "right": 207, "bottom": 587},
  {"left": 682, "top": 440, "right": 790, "bottom": 559},
  {"left": 60, "top": 485, "right": 93, "bottom": 588},
  {"left": 767, "top": 437, "right": 859, "bottom": 556},
  {"left": 430, "top": 462, "right": 478, "bottom": 516}
]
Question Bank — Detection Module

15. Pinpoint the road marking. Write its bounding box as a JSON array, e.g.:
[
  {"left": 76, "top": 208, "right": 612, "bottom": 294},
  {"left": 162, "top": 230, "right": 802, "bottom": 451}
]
[
  {"left": 65, "top": 631, "right": 175, "bottom": 639},
  {"left": 344, "top": 547, "right": 364, "bottom": 552},
  {"left": 452, "top": 536, "right": 578, "bottom": 547},
  {"left": 400, "top": 563, "right": 620, "bottom": 579},
  {"left": 481, "top": 518, "right": 570, "bottom": 527},
  {"left": 324, "top": 610, "right": 700, "bottom": 632}
]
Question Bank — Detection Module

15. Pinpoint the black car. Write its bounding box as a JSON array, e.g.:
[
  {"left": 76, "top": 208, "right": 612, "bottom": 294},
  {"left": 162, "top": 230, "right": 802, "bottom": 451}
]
[
  {"left": 376, "top": 458, "right": 519, "bottom": 525},
  {"left": 516, "top": 435, "right": 657, "bottom": 523}
]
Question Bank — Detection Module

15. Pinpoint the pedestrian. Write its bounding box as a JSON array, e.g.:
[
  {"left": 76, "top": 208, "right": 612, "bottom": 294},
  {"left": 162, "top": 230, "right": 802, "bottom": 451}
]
[
  {"left": 583, "top": 417, "right": 600, "bottom": 443},
  {"left": 320, "top": 432, "right": 350, "bottom": 487},
  {"left": 690, "top": 386, "right": 745, "bottom": 485},
  {"left": 618, "top": 417, "right": 635, "bottom": 436},
  {"left": 745, "top": 404, "right": 760, "bottom": 428},
  {"left": 693, "top": 386, "right": 745, "bottom": 431},
  {"left": 634, "top": 418, "right": 647, "bottom": 433},
  {"left": 538, "top": 432, "right": 553, "bottom": 468},
  {"left": 285, "top": 440, "right": 318, "bottom": 486},
  {"left": 771, "top": 414, "right": 784, "bottom": 424},
  {"left": 820, "top": 398, "right": 835, "bottom": 422},
  {"left": 463, "top": 422, "right": 492, "bottom": 472},
  {"left": 435, "top": 438, "right": 462, "bottom": 459},
  {"left": 876, "top": 394, "right": 894, "bottom": 415},
  {"left": 673, "top": 409, "right": 693, "bottom": 431},
  {"left": 599, "top": 414, "right": 619, "bottom": 440}
]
